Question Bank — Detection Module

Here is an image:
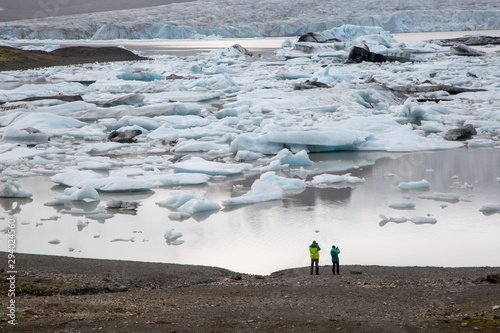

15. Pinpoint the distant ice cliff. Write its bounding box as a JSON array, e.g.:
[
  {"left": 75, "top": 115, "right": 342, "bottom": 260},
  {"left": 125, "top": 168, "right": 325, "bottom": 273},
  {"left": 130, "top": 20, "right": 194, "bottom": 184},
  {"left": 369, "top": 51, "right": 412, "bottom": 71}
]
[{"left": 0, "top": 0, "right": 499, "bottom": 40}]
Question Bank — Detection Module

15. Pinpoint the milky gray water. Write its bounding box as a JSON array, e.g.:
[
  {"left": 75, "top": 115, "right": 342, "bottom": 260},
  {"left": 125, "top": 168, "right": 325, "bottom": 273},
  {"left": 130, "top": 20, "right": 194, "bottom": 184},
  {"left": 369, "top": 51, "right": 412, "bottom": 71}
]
[
  {"left": 2, "top": 33, "right": 500, "bottom": 274},
  {"left": 4, "top": 148, "right": 499, "bottom": 275}
]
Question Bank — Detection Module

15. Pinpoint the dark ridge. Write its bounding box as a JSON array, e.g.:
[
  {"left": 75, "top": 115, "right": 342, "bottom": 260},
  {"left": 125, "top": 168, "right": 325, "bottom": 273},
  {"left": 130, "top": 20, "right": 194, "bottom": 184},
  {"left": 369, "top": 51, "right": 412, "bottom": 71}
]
[{"left": 0, "top": 45, "right": 148, "bottom": 71}]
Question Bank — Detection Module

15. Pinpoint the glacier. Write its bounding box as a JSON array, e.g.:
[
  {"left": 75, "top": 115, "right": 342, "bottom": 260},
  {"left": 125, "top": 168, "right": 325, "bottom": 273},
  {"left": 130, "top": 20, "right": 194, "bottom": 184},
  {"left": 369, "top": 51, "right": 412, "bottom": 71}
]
[{"left": 0, "top": 0, "right": 498, "bottom": 40}]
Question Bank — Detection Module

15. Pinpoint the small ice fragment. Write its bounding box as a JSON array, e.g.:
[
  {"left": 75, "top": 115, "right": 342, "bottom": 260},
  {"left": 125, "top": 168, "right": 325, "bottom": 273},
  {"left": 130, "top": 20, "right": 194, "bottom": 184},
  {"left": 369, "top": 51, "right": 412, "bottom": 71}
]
[
  {"left": 398, "top": 179, "right": 431, "bottom": 190},
  {"left": 388, "top": 202, "right": 416, "bottom": 210},
  {"left": 411, "top": 216, "right": 437, "bottom": 224}
]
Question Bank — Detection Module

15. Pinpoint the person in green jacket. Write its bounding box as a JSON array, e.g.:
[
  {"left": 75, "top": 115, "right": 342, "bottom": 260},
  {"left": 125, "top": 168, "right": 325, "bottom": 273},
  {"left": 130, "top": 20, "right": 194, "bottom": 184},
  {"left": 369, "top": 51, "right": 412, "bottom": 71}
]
[
  {"left": 309, "top": 241, "right": 321, "bottom": 275},
  {"left": 330, "top": 245, "right": 341, "bottom": 275}
]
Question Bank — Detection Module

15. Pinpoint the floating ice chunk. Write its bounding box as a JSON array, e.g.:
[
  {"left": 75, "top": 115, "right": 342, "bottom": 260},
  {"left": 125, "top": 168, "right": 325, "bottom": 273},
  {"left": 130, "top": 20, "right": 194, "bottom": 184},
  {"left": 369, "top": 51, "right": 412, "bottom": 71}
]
[
  {"left": 164, "top": 229, "right": 184, "bottom": 245},
  {"left": 417, "top": 192, "right": 460, "bottom": 203},
  {"left": 51, "top": 170, "right": 152, "bottom": 192},
  {"left": 2, "top": 167, "right": 37, "bottom": 177},
  {"left": 0, "top": 146, "right": 47, "bottom": 165},
  {"left": 157, "top": 191, "right": 199, "bottom": 209},
  {"left": 0, "top": 82, "right": 85, "bottom": 103},
  {"left": 5, "top": 112, "right": 85, "bottom": 132},
  {"left": 76, "top": 160, "right": 112, "bottom": 170},
  {"left": 222, "top": 179, "right": 283, "bottom": 206},
  {"left": 172, "top": 157, "right": 251, "bottom": 176},
  {"left": 136, "top": 173, "right": 210, "bottom": 186},
  {"left": 467, "top": 139, "right": 494, "bottom": 148},
  {"left": 2, "top": 127, "right": 49, "bottom": 145},
  {"left": 51, "top": 170, "right": 105, "bottom": 187},
  {"left": 379, "top": 214, "right": 409, "bottom": 226},
  {"left": 146, "top": 126, "right": 179, "bottom": 141},
  {"left": 398, "top": 179, "right": 431, "bottom": 190},
  {"left": 168, "top": 212, "right": 191, "bottom": 220},
  {"left": 0, "top": 178, "right": 32, "bottom": 198},
  {"left": 45, "top": 184, "right": 100, "bottom": 206},
  {"left": 271, "top": 149, "right": 314, "bottom": 166},
  {"left": 259, "top": 159, "right": 281, "bottom": 172},
  {"left": 276, "top": 66, "right": 311, "bottom": 80},
  {"left": 260, "top": 171, "right": 306, "bottom": 193},
  {"left": 177, "top": 196, "right": 220, "bottom": 214},
  {"left": 84, "top": 142, "right": 133, "bottom": 154},
  {"left": 48, "top": 239, "right": 61, "bottom": 245},
  {"left": 479, "top": 203, "right": 500, "bottom": 215},
  {"left": 116, "top": 71, "right": 164, "bottom": 81},
  {"left": 388, "top": 202, "right": 416, "bottom": 210},
  {"left": 310, "top": 173, "right": 365, "bottom": 187},
  {"left": 411, "top": 216, "right": 437, "bottom": 224},
  {"left": 172, "top": 140, "right": 229, "bottom": 153},
  {"left": 77, "top": 219, "right": 88, "bottom": 231},
  {"left": 111, "top": 237, "right": 135, "bottom": 242},
  {"left": 234, "top": 150, "right": 265, "bottom": 162},
  {"left": 164, "top": 229, "right": 183, "bottom": 240}
]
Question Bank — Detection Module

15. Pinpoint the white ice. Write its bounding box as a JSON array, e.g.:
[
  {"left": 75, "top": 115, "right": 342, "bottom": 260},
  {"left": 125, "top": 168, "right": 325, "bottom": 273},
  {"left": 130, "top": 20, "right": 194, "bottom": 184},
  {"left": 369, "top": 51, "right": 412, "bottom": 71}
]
[
  {"left": 398, "top": 179, "right": 431, "bottom": 190},
  {"left": 0, "top": 177, "right": 32, "bottom": 198},
  {"left": 310, "top": 173, "right": 365, "bottom": 187},
  {"left": 0, "top": 0, "right": 498, "bottom": 39},
  {"left": 222, "top": 178, "right": 284, "bottom": 206}
]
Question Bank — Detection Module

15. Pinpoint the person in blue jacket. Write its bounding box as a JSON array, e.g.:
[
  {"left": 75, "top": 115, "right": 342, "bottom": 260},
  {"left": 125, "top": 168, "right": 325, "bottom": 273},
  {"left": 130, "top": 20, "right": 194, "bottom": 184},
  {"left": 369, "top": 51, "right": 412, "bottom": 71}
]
[
  {"left": 330, "top": 245, "right": 341, "bottom": 275},
  {"left": 309, "top": 241, "right": 321, "bottom": 275}
]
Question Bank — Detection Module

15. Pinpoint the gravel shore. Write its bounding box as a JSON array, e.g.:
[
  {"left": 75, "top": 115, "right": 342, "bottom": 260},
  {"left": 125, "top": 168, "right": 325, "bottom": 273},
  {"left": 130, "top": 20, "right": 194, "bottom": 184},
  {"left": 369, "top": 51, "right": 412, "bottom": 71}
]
[{"left": 1, "top": 253, "right": 499, "bottom": 332}]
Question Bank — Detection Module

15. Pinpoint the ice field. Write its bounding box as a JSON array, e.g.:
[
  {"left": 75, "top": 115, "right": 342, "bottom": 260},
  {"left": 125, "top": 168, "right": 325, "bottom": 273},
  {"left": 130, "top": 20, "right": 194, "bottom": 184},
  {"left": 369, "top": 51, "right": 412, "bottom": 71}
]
[{"left": 1, "top": 3, "right": 500, "bottom": 274}]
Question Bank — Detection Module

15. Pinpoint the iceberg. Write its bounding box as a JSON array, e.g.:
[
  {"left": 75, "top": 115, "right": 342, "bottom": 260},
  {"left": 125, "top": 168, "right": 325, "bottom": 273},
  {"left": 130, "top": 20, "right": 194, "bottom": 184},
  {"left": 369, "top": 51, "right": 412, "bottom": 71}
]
[
  {"left": 398, "top": 179, "right": 431, "bottom": 190},
  {"left": 171, "top": 157, "right": 252, "bottom": 176},
  {"left": 310, "top": 173, "right": 365, "bottom": 187},
  {"left": 417, "top": 192, "right": 461, "bottom": 203},
  {"left": 0, "top": 177, "right": 32, "bottom": 198},
  {"left": 222, "top": 179, "right": 283, "bottom": 206},
  {"left": 388, "top": 202, "right": 416, "bottom": 210},
  {"left": 45, "top": 184, "right": 100, "bottom": 206}
]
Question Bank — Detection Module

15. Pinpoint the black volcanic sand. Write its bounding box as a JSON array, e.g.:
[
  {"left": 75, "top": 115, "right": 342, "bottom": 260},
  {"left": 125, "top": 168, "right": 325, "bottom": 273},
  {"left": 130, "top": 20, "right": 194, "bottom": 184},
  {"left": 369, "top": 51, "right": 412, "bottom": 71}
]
[
  {"left": 0, "top": 46, "right": 147, "bottom": 71},
  {"left": 1, "top": 253, "right": 499, "bottom": 332}
]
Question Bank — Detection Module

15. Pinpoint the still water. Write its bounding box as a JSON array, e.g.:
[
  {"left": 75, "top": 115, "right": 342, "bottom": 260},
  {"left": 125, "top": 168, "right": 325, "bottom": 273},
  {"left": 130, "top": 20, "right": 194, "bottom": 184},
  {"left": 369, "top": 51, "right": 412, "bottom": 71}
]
[
  {"left": 3, "top": 148, "right": 500, "bottom": 275},
  {"left": 1, "top": 32, "right": 500, "bottom": 274},
  {"left": 7, "top": 30, "right": 500, "bottom": 57}
]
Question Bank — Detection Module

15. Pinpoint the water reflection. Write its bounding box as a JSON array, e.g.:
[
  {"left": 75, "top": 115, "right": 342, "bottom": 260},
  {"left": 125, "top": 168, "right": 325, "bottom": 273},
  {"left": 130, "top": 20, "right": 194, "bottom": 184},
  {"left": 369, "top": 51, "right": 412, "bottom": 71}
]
[{"left": 1, "top": 148, "right": 500, "bottom": 274}]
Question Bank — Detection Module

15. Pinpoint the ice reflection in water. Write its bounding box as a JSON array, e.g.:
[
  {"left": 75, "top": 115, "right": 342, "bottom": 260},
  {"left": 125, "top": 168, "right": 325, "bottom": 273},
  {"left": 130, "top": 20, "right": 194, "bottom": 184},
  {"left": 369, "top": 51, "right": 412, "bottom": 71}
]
[{"left": 2, "top": 148, "right": 500, "bottom": 275}]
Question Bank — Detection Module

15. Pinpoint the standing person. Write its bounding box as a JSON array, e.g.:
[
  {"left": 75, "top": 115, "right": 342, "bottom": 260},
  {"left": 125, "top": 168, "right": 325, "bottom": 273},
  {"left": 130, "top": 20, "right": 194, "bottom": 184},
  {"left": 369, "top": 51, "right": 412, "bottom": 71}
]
[
  {"left": 309, "top": 241, "right": 321, "bottom": 275},
  {"left": 331, "top": 245, "right": 341, "bottom": 275}
]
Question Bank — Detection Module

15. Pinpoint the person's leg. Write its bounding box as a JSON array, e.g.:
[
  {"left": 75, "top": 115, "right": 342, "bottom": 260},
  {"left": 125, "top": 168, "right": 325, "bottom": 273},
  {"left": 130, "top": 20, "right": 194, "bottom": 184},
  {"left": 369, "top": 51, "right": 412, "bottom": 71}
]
[
  {"left": 336, "top": 262, "right": 340, "bottom": 275},
  {"left": 332, "top": 264, "right": 335, "bottom": 275},
  {"left": 315, "top": 259, "right": 319, "bottom": 275},
  {"left": 310, "top": 259, "right": 314, "bottom": 275}
]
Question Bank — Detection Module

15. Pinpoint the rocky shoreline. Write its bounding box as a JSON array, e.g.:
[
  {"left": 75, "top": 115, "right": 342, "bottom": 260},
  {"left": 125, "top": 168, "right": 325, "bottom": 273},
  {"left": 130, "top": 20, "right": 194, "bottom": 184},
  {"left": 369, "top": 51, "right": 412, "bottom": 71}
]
[{"left": 1, "top": 253, "right": 499, "bottom": 332}]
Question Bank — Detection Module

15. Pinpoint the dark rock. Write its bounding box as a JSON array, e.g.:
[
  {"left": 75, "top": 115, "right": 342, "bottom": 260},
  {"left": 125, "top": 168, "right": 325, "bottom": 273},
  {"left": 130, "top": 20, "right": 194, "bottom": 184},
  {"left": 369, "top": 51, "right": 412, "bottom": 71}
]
[
  {"left": 107, "top": 129, "right": 142, "bottom": 143},
  {"left": 21, "top": 127, "right": 41, "bottom": 134},
  {"left": 486, "top": 274, "right": 500, "bottom": 284},
  {"left": 297, "top": 32, "right": 341, "bottom": 43},
  {"left": 165, "top": 74, "right": 197, "bottom": 80},
  {"left": 450, "top": 44, "right": 485, "bottom": 57},
  {"left": 430, "top": 36, "right": 500, "bottom": 47},
  {"left": 350, "top": 271, "right": 363, "bottom": 275},
  {"left": 231, "top": 44, "right": 253, "bottom": 57},
  {"left": 8, "top": 95, "right": 83, "bottom": 103},
  {"left": 294, "top": 80, "right": 331, "bottom": 90},
  {"left": 347, "top": 46, "right": 387, "bottom": 63},
  {"left": 106, "top": 200, "right": 140, "bottom": 210},
  {"left": 444, "top": 124, "right": 477, "bottom": 141}
]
